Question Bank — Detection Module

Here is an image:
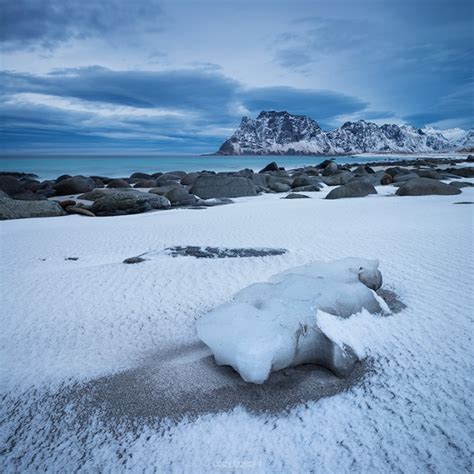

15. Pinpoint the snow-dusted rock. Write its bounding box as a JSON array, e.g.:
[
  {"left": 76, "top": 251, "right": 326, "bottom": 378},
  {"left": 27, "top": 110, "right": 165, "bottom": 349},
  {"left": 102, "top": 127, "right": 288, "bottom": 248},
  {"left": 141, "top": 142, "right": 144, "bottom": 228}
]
[
  {"left": 396, "top": 178, "right": 462, "bottom": 196},
  {"left": 326, "top": 181, "right": 377, "bottom": 200},
  {"left": 197, "top": 258, "right": 384, "bottom": 384},
  {"left": 190, "top": 175, "right": 257, "bottom": 199},
  {"left": 0, "top": 190, "right": 66, "bottom": 220},
  {"left": 215, "top": 111, "right": 466, "bottom": 156}
]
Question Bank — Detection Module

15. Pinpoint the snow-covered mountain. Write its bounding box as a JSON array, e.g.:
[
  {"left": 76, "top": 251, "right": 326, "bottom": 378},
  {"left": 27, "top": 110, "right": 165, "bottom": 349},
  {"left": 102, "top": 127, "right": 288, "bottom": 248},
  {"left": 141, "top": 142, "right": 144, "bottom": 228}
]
[{"left": 216, "top": 111, "right": 471, "bottom": 155}]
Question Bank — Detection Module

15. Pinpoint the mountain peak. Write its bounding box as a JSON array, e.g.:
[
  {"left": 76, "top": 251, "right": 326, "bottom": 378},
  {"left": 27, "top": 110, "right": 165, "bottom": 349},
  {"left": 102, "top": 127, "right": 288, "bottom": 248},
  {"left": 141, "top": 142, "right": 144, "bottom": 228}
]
[
  {"left": 216, "top": 111, "right": 460, "bottom": 156},
  {"left": 257, "top": 110, "right": 290, "bottom": 118}
]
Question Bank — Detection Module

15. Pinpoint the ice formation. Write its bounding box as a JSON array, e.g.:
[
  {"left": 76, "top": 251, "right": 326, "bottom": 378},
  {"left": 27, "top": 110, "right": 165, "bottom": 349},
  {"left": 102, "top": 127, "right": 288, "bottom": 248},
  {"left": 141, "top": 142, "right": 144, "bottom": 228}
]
[{"left": 197, "top": 258, "right": 385, "bottom": 384}]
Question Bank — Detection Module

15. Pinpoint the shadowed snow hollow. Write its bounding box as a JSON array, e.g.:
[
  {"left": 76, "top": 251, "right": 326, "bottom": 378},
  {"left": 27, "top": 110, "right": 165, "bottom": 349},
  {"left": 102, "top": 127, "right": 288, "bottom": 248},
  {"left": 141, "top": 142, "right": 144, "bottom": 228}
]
[{"left": 197, "top": 258, "right": 385, "bottom": 384}]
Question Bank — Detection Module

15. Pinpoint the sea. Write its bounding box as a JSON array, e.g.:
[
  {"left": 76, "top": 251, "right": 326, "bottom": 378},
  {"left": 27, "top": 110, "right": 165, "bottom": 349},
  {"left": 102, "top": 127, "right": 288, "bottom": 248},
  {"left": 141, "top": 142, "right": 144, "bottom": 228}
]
[{"left": 0, "top": 153, "right": 450, "bottom": 180}]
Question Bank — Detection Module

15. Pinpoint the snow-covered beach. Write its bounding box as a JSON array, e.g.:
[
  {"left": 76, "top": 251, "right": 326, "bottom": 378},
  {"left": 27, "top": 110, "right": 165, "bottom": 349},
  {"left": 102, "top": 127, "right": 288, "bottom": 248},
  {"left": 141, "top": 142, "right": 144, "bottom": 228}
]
[
  {"left": 1, "top": 175, "right": 473, "bottom": 471},
  {"left": 2, "top": 0, "right": 473, "bottom": 470}
]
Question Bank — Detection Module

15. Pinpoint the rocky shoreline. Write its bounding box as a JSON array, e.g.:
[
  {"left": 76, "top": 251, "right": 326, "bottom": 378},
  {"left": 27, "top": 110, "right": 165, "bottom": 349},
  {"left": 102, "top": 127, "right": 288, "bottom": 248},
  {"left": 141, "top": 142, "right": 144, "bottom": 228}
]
[{"left": 1, "top": 155, "right": 473, "bottom": 220}]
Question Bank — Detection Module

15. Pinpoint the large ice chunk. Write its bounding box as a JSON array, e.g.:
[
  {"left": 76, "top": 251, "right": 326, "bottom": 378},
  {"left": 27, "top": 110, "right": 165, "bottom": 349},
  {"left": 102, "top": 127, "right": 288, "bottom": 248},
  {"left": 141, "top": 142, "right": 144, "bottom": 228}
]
[{"left": 196, "top": 258, "right": 384, "bottom": 384}]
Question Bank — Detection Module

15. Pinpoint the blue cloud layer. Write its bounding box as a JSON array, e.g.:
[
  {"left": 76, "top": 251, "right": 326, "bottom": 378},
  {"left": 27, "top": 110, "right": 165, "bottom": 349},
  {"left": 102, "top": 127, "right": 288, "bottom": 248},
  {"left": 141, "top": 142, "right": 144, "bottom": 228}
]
[
  {"left": 0, "top": 67, "right": 372, "bottom": 152},
  {"left": 0, "top": 0, "right": 163, "bottom": 50},
  {"left": 0, "top": 0, "right": 472, "bottom": 152}
]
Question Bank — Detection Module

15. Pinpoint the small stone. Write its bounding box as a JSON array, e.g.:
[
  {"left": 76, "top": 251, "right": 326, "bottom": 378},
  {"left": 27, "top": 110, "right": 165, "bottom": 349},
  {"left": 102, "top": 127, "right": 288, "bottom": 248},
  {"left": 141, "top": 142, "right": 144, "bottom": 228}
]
[
  {"left": 380, "top": 174, "right": 393, "bottom": 185},
  {"left": 283, "top": 193, "right": 311, "bottom": 199},
  {"left": 65, "top": 206, "right": 96, "bottom": 217},
  {"left": 59, "top": 199, "right": 76, "bottom": 209},
  {"left": 123, "top": 257, "right": 146, "bottom": 264}
]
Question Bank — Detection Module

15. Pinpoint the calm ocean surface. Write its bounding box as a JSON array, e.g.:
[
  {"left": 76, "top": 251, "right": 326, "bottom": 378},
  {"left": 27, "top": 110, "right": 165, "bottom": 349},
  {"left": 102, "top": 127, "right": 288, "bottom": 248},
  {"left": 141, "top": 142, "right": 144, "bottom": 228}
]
[{"left": 0, "top": 154, "right": 409, "bottom": 180}]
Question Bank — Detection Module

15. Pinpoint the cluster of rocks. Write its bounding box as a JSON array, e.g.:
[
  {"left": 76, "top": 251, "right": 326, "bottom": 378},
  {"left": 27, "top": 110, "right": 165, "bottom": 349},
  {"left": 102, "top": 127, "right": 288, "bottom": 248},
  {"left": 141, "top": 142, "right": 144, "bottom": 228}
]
[{"left": 1, "top": 156, "right": 472, "bottom": 219}]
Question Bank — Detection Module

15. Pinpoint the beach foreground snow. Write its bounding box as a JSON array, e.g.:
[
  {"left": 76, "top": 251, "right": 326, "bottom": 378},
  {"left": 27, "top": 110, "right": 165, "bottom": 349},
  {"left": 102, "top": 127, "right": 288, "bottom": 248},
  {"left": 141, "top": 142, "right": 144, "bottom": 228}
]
[{"left": 1, "top": 184, "right": 473, "bottom": 472}]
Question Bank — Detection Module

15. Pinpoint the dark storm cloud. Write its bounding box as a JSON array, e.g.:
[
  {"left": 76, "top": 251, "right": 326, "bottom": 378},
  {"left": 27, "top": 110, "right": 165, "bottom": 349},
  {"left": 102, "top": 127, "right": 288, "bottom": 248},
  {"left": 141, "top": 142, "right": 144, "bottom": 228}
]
[
  {"left": 0, "top": 0, "right": 163, "bottom": 50},
  {"left": 0, "top": 67, "right": 239, "bottom": 115}
]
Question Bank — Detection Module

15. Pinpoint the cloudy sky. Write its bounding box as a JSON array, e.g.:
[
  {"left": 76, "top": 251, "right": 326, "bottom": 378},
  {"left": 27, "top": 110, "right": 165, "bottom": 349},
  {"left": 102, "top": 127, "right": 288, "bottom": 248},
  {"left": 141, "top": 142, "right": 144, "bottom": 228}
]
[{"left": 0, "top": 0, "right": 472, "bottom": 154}]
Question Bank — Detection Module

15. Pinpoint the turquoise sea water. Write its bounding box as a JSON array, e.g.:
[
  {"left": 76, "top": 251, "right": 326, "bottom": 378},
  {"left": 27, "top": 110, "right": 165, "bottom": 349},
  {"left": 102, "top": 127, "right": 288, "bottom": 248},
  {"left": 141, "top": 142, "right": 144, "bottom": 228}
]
[{"left": 0, "top": 154, "right": 409, "bottom": 180}]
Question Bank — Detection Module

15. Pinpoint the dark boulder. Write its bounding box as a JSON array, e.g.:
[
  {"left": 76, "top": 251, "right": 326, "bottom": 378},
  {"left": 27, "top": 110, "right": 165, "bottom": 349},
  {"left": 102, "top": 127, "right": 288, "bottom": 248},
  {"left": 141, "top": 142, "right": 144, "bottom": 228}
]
[
  {"left": 321, "top": 171, "right": 353, "bottom": 186},
  {"left": 153, "top": 179, "right": 180, "bottom": 188},
  {"left": 416, "top": 170, "right": 443, "bottom": 180},
  {"left": 19, "top": 178, "right": 42, "bottom": 193},
  {"left": 448, "top": 167, "right": 474, "bottom": 178},
  {"left": 190, "top": 175, "right": 257, "bottom": 199},
  {"left": 107, "top": 179, "right": 131, "bottom": 189},
  {"left": 148, "top": 185, "right": 179, "bottom": 196},
  {"left": 385, "top": 167, "right": 411, "bottom": 178},
  {"left": 130, "top": 172, "right": 152, "bottom": 180},
  {"left": 381, "top": 174, "right": 393, "bottom": 185},
  {"left": 180, "top": 172, "right": 200, "bottom": 186},
  {"left": 53, "top": 176, "right": 95, "bottom": 195},
  {"left": 318, "top": 159, "right": 334, "bottom": 169},
  {"left": 392, "top": 172, "right": 419, "bottom": 183},
  {"left": 259, "top": 162, "right": 280, "bottom": 173},
  {"left": 133, "top": 179, "right": 157, "bottom": 188},
  {"left": 156, "top": 174, "right": 182, "bottom": 184},
  {"left": 291, "top": 175, "right": 322, "bottom": 188},
  {"left": 91, "top": 191, "right": 171, "bottom": 216},
  {"left": 0, "top": 176, "right": 25, "bottom": 197},
  {"left": 165, "top": 187, "right": 198, "bottom": 206},
  {"left": 352, "top": 165, "right": 369, "bottom": 176},
  {"left": 251, "top": 173, "right": 270, "bottom": 188},
  {"left": 396, "top": 178, "right": 462, "bottom": 196},
  {"left": 449, "top": 181, "right": 474, "bottom": 189},
  {"left": 59, "top": 199, "right": 77, "bottom": 209},
  {"left": 302, "top": 166, "right": 320, "bottom": 176},
  {"left": 0, "top": 191, "right": 66, "bottom": 220},
  {"left": 267, "top": 178, "right": 292, "bottom": 193},
  {"left": 36, "top": 188, "right": 56, "bottom": 198},
  {"left": 322, "top": 161, "right": 338, "bottom": 176},
  {"left": 90, "top": 176, "right": 108, "bottom": 185},
  {"left": 326, "top": 181, "right": 377, "bottom": 200},
  {"left": 165, "top": 171, "right": 187, "bottom": 178},
  {"left": 234, "top": 168, "right": 254, "bottom": 179}
]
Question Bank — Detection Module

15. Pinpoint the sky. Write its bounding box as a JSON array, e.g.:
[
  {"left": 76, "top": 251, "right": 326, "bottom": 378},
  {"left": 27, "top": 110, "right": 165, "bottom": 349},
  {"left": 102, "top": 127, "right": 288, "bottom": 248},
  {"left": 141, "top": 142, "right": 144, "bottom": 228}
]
[{"left": 0, "top": 0, "right": 472, "bottom": 154}]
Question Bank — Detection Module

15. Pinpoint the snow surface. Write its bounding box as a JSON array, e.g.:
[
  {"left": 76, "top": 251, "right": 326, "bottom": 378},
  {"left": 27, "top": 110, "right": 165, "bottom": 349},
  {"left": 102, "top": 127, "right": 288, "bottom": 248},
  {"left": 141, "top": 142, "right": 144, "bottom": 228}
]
[
  {"left": 1, "top": 183, "right": 473, "bottom": 471},
  {"left": 197, "top": 258, "right": 384, "bottom": 383}
]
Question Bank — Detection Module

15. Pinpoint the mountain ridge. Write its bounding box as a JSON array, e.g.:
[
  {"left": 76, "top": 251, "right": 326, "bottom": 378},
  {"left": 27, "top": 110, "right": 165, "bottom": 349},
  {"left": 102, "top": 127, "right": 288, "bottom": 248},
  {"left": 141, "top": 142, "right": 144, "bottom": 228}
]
[{"left": 216, "top": 111, "right": 473, "bottom": 155}]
